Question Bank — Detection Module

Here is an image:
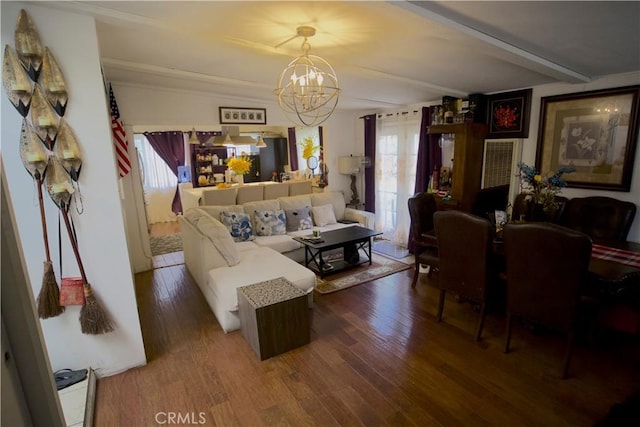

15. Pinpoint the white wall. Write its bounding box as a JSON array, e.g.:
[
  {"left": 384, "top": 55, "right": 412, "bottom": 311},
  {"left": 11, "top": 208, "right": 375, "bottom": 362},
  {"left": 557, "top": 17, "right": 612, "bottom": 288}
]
[{"left": 1, "top": 3, "right": 146, "bottom": 377}]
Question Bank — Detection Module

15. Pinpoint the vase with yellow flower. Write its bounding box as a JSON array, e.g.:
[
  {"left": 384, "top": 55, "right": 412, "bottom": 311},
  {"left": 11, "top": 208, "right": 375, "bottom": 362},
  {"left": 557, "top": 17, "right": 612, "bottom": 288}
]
[
  {"left": 516, "top": 162, "right": 575, "bottom": 221},
  {"left": 226, "top": 155, "right": 252, "bottom": 185}
]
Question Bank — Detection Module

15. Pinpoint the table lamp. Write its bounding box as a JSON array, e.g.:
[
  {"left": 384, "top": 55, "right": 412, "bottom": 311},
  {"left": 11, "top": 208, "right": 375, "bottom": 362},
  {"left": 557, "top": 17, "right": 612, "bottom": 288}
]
[{"left": 338, "top": 156, "right": 362, "bottom": 205}]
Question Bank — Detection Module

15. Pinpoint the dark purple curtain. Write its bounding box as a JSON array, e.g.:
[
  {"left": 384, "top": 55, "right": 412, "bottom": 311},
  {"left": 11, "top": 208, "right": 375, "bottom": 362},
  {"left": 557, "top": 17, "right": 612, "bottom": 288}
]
[
  {"left": 318, "top": 126, "right": 326, "bottom": 184},
  {"left": 287, "top": 127, "right": 298, "bottom": 172},
  {"left": 414, "top": 106, "right": 442, "bottom": 194},
  {"left": 363, "top": 114, "right": 376, "bottom": 213},
  {"left": 408, "top": 106, "right": 442, "bottom": 252},
  {"left": 143, "top": 131, "right": 185, "bottom": 214}
]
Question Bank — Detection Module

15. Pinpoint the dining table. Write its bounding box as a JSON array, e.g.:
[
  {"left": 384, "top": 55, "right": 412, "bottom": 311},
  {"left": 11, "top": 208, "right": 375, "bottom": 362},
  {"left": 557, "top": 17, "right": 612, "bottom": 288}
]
[
  {"left": 585, "top": 240, "right": 640, "bottom": 301},
  {"left": 492, "top": 237, "right": 640, "bottom": 302}
]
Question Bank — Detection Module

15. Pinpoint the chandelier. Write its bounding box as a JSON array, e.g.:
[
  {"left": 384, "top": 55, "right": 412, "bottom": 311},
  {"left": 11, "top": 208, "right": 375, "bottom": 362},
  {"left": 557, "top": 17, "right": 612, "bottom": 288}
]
[{"left": 274, "top": 26, "right": 340, "bottom": 127}]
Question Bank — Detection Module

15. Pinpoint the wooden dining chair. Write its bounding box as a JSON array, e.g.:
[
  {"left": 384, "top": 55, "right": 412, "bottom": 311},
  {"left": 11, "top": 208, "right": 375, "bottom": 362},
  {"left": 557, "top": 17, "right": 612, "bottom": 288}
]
[
  {"left": 407, "top": 193, "right": 439, "bottom": 288},
  {"left": 503, "top": 222, "right": 592, "bottom": 379},
  {"left": 433, "top": 210, "right": 493, "bottom": 341}
]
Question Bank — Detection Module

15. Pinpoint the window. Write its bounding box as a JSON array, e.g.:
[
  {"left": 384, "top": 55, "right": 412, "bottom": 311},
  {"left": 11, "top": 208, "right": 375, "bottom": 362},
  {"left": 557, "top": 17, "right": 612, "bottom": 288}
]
[
  {"left": 375, "top": 112, "right": 420, "bottom": 245},
  {"left": 134, "top": 134, "right": 177, "bottom": 190}
]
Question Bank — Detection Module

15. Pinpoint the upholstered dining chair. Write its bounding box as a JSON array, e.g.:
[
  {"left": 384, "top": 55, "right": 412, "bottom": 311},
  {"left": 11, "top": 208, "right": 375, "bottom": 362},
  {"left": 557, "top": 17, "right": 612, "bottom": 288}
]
[
  {"left": 433, "top": 210, "right": 493, "bottom": 341},
  {"left": 503, "top": 222, "right": 592, "bottom": 379},
  {"left": 407, "top": 193, "right": 439, "bottom": 288},
  {"left": 561, "top": 196, "right": 636, "bottom": 243},
  {"left": 511, "top": 192, "right": 569, "bottom": 224},
  {"left": 236, "top": 185, "right": 264, "bottom": 204}
]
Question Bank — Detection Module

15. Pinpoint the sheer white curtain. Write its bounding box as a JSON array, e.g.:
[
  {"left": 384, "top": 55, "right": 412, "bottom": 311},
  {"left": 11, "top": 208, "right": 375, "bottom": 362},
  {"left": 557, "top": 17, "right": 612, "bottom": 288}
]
[
  {"left": 134, "top": 134, "right": 180, "bottom": 223},
  {"left": 375, "top": 111, "right": 420, "bottom": 245}
]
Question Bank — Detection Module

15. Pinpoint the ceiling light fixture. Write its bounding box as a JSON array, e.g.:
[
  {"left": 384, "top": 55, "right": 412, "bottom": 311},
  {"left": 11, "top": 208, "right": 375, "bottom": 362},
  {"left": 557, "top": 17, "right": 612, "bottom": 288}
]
[
  {"left": 188, "top": 127, "right": 199, "bottom": 145},
  {"left": 256, "top": 132, "right": 267, "bottom": 148},
  {"left": 274, "top": 26, "right": 340, "bottom": 127},
  {"left": 222, "top": 133, "right": 234, "bottom": 147}
]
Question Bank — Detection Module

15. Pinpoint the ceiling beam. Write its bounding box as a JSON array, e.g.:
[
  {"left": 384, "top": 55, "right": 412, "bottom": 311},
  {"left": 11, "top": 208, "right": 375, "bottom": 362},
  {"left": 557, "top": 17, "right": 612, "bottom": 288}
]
[{"left": 394, "top": 1, "right": 591, "bottom": 84}]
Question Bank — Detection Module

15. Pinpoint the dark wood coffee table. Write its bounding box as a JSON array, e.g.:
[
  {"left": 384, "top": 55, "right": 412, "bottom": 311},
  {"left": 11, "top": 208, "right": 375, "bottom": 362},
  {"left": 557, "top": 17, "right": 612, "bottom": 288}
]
[{"left": 293, "top": 226, "right": 382, "bottom": 278}]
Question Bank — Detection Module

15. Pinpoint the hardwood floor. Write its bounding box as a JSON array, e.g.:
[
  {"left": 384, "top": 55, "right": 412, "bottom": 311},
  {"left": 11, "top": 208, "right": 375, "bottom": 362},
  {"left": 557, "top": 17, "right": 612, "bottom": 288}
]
[
  {"left": 94, "top": 262, "right": 639, "bottom": 426},
  {"left": 149, "top": 220, "right": 181, "bottom": 237}
]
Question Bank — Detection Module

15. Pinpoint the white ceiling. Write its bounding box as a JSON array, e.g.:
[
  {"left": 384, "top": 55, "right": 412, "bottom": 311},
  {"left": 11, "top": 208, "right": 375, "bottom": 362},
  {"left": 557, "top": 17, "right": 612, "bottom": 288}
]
[{"left": 48, "top": 1, "right": 640, "bottom": 112}]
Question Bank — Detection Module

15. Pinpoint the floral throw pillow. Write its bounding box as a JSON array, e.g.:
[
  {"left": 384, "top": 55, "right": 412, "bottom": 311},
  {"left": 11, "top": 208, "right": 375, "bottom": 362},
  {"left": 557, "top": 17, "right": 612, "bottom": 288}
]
[
  {"left": 254, "top": 209, "right": 286, "bottom": 236},
  {"left": 285, "top": 206, "right": 313, "bottom": 232},
  {"left": 220, "top": 211, "right": 255, "bottom": 242}
]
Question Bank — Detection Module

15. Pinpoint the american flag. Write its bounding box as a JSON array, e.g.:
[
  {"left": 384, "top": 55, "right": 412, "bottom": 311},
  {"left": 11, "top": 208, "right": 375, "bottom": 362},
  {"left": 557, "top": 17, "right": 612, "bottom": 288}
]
[{"left": 109, "top": 84, "right": 131, "bottom": 178}]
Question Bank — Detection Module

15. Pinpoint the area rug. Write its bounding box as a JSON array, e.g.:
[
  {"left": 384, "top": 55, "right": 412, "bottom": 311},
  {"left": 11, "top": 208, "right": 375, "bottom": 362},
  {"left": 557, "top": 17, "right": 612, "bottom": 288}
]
[
  {"left": 372, "top": 239, "right": 410, "bottom": 260},
  {"left": 314, "top": 253, "right": 411, "bottom": 294},
  {"left": 149, "top": 233, "right": 183, "bottom": 256}
]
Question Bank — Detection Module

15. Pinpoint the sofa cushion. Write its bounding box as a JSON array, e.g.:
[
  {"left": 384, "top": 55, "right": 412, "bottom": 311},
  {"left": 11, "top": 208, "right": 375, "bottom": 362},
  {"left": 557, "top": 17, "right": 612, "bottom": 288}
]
[
  {"left": 285, "top": 206, "right": 313, "bottom": 231},
  {"left": 254, "top": 234, "right": 303, "bottom": 253},
  {"left": 207, "top": 246, "right": 316, "bottom": 313},
  {"left": 243, "top": 199, "right": 281, "bottom": 229},
  {"left": 243, "top": 199, "right": 281, "bottom": 217},
  {"left": 196, "top": 204, "right": 244, "bottom": 222},
  {"left": 278, "top": 194, "right": 312, "bottom": 212},
  {"left": 311, "top": 191, "right": 346, "bottom": 221},
  {"left": 254, "top": 209, "right": 287, "bottom": 236},
  {"left": 193, "top": 211, "right": 240, "bottom": 266},
  {"left": 220, "top": 211, "right": 256, "bottom": 242},
  {"left": 312, "top": 204, "right": 338, "bottom": 227}
]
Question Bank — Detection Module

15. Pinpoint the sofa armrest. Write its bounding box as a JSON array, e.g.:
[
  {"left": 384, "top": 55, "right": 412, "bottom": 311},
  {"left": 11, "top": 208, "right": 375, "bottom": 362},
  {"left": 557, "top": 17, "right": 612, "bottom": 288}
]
[{"left": 344, "top": 208, "right": 375, "bottom": 229}]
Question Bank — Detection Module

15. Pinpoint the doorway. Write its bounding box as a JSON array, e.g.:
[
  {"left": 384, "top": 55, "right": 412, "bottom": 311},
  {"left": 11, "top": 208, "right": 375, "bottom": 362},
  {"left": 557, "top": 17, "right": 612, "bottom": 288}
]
[{"left": 133, "top": 134, "right": 183, "bottom": 268}]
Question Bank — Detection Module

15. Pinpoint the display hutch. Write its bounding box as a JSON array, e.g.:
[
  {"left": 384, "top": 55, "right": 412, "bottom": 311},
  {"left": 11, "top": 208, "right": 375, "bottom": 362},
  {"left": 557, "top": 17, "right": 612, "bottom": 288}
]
[
  {"left": 428, "top": 122, "right": 487, "bottom": 212},
  {"left": 190, "top": 144, "right": 228, "bottom": 187}
]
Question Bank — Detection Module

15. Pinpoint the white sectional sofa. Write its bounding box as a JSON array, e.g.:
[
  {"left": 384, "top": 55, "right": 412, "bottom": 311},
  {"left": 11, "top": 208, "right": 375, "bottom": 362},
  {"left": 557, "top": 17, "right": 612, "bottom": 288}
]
[{"left": 181, "top": 190, "right": 375, "bottom": 332}]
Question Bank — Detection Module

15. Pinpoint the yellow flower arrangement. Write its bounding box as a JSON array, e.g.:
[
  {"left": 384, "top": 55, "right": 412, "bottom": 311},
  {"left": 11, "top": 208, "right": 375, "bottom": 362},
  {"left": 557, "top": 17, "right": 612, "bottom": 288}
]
[
  {"left": 226, "top": 156, "right": 252, "bottom": 175},
  {"left": 299, "top": 136, "right": 321, "bottom": 160}
]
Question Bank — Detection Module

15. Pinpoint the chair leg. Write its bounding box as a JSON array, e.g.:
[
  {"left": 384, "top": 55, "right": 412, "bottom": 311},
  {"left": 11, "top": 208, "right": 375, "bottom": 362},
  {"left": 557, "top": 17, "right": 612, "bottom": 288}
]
[
  {"left": 475, "top": 302, "right": 487, "bottom": 341},
  {"left": 504, "top": 314, "right": 512, "bottom": 353},
  {"left": 561, "top": 332, "right": 575, "bottom": 379},
  {"left": 426, "top": 264, "right": 433, "bottom": 278},
  {"left": 411, "top": 263, "right": 419, "bottom": 288},
  {"left": 437, "top": 289, "right": 446, "bottom": 322}
]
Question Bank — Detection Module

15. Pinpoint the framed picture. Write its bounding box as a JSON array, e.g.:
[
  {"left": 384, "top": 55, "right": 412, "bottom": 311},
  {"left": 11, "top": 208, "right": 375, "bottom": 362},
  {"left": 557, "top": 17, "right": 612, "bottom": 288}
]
[
  {"left": 487, "top": 88, "right": 532, "bottom": 138},
  {"left": 219, "top": 107, "right": 266, "bottom": 125},
  {"left": 536, "top": 85, "right": 640, "bottom": 191}
]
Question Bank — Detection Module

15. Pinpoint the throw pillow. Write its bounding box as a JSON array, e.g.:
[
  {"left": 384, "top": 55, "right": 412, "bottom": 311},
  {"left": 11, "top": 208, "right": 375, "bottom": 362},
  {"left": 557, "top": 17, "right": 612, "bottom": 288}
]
[
  {"left": 285, "top": 206, "right": 313, "bottom": 232},
  {"left": 312, "top": 204, "right": 337, "bottom": 227},
  {"left": 311, "top": 191, "right": 346, "bottom": 221},
  {"left": 254, "top": 209, "right": 286, "bottom": 236},
  {"left": 220, "top": 211, "right": 256, "bottom": 242}
]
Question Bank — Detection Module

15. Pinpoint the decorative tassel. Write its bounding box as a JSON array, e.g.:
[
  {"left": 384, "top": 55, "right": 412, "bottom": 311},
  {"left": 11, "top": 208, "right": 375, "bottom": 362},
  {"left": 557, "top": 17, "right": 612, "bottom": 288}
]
[
  {"left": 36, "top": 260, "right": 64, "bottom": 318},
  {"left": 79, "top": 283, "right": 113, "bottom": 335}
]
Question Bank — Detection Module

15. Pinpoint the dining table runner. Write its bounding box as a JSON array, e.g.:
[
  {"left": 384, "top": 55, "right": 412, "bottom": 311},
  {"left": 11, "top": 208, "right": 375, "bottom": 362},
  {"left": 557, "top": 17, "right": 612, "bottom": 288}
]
[{"left": 591, "top": 244, "right": 640, "bottom": 268}]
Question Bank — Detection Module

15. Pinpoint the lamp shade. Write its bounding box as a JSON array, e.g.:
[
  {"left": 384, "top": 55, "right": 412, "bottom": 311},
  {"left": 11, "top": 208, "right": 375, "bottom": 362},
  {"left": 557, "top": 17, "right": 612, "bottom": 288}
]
[
  {"left": 338, "top": 156, "right": 361, "bottom": 175},
  {"left": 188, "top": 127, "right": 199, "bottom": 145}
]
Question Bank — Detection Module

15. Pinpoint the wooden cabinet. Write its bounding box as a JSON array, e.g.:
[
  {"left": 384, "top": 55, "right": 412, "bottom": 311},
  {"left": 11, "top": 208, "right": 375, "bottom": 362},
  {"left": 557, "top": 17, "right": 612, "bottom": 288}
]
[
  {"left": 428, "top": 123, "right": 487, "bottom": 212},
  {"left": 190, "top": 145, "right": 227, "bottom": 187}
]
